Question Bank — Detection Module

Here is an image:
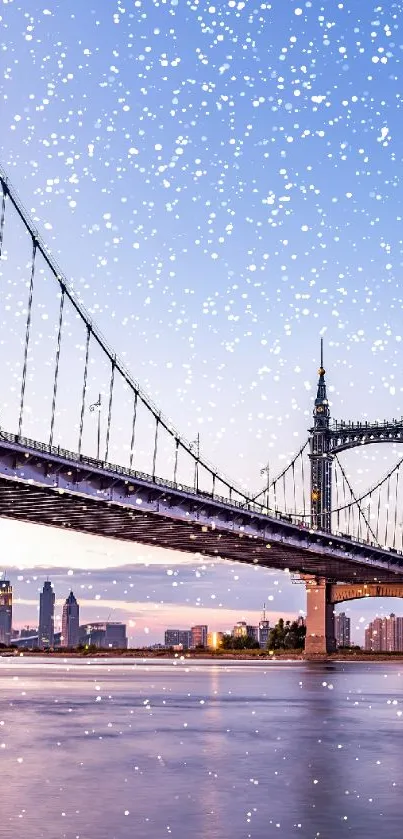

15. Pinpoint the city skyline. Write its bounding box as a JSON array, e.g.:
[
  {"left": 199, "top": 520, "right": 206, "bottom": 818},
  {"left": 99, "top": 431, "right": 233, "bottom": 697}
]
[{"left": 6, "top": 564, "right": 403, "bottom": 649}]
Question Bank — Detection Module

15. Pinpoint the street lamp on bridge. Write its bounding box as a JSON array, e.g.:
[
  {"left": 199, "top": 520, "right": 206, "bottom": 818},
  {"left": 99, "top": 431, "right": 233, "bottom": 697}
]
[
  {"left": 89, "top": 394, "right": 102, "bottom": 460},
  {"left": 260, "top": 463, "right": 270, "bottom": 512}
]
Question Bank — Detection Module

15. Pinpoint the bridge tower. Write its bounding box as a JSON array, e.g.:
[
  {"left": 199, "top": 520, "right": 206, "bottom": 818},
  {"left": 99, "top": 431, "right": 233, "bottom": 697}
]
[
  {"left": 304, "top": 341, "right": 336, "bottom": 656},
  {"left": 309, "top": 339, "right": 332, "bottom": 532}
]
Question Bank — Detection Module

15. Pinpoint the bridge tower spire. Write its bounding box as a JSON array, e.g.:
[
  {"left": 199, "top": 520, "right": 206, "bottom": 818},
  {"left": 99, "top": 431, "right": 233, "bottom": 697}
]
[{"left": 309, "top": 339, "right": 333, "bottom": 532}]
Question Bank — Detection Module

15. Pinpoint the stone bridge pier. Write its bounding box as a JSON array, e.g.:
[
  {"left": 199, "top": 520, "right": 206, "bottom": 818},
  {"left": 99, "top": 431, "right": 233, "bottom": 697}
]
[{"left": 302, "top": 576, "right": 403, "bottom": 656}]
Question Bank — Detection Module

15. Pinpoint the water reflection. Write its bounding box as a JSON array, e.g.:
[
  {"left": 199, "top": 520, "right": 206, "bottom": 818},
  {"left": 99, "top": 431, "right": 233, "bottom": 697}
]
[{"left": 1, "top": 658, "right": 403, "bottom": 838}]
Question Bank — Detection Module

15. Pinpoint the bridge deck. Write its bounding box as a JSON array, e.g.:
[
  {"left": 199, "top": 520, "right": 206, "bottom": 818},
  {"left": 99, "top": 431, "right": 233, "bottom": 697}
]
[{"left": 0, "top": 434, "right": 403, "bottom": 583}]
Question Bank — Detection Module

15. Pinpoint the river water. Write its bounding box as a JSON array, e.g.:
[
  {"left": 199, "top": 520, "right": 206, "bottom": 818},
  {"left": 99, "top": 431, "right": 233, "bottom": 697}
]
[{"left": 1, "top": 657, "right": 403, "bottom": 838}]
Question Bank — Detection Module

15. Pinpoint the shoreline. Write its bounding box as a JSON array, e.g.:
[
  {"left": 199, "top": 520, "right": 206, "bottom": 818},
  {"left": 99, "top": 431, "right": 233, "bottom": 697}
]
[{"left": 4, "top": 649, "right": 403, "bottom": 662}]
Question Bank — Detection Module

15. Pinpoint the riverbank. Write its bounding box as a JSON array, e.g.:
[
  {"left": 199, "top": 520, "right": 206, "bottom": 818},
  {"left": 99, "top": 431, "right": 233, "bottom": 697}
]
[{"left": 4, "top": 648, "right": 403, "bottom": 662}]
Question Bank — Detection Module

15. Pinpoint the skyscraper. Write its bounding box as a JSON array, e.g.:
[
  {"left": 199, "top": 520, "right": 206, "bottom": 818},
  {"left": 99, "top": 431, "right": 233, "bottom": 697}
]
[
  {"left": 0, "top": 577, "right": 12, "bottom": 646},
  {"left": 38, "top": 581, "right": 55, "bottom": 649},
  {"left": 365, "top": 614, "right": 403, "bottom": 652},
  {"left": 334, "top": 612, "right": 351, "bottom": 648},
  {"left": 61, "top": 591, "right": 79, "bottom": 648}
]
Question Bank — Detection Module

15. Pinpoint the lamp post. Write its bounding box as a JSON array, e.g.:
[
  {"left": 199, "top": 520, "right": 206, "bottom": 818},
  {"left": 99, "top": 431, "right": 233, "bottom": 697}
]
[
  {"left": 190, "top": 433, "right": 200, "bottom": 491},
  {"left": 89, "top": 394, "right": 102, "bottom": 460}
]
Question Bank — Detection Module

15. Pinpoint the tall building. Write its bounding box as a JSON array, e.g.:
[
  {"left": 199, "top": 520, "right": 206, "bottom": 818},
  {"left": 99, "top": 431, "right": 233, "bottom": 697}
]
[
  {"left": 0, "top": 577, "right": 12, "bottom": 646},
  {"left": 61, "top": 591, "right": 79, "bottom": 648},
  {"left": 39, "top": 580, "right": 55, "bottom": 649},
  {"left": 258, "top": 604, "right": 270, "bottom": 649},
  {"left": 79, "top": 622, "right": 127, "bottom": 649},
  {"left": 164, "top": 629, "right": 192, "bottom": 649},
  {"left": 334, "top": 612, "right": 351, "bottom": 648},
  {"left": 191, "top": 625, "right": 208, "bottom": 648},
  {"left": 365, "top": 614, "right": 403, "bottom": 652}
]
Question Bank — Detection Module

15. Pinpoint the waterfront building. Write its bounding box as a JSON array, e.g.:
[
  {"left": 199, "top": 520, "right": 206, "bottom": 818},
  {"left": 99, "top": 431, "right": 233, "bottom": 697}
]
[
  {"left": 61, "top": 591, "right": 80, "bottom": 648},
  {"left": 334, "top": 612, "right": 351, "bottom": 648},
  {"left": 0, "top": 577, "right": 12, "bottom": 646},
  {"left": 39, "top": 580, "right": 55, "bottom": 649},
  {"left": 207, "top": 631, "right": 224, "bottom": 649},
  {"left": 190, "top": 625, "right": 208, "bottom": 648},
  {"left": 164, "top": 629, "right": 192, "bottom": 649},
  {"left": 233, "top": 621, "right": 258, "bottom": 643},
  {"left": 364, "top": 613, "right": 403, "bottom": 652},
  {"left": 79, "top": 622, "right": 127, "bottom": 649}
]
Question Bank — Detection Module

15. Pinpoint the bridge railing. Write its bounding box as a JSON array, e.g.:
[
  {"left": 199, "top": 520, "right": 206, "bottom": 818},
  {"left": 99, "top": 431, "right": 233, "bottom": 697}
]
[
  {"left": 331, "top": 418, "right": 403, "bottom": 431},
  {"left": 0, "top": 428, "right": 269, "bottom": 515}
]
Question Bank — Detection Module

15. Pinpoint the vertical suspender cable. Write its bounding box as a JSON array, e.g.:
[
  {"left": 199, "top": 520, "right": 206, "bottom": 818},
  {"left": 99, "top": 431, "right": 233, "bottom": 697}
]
[
  {"left": 367, "top": 493, "right": 372, "bottom": 543},
  {"left": 393, "top": 470, "right": 399, "bottom": 550},
  {"left": 292, "top": 461, "right": 296, "bottom": 515},
  {"left": 152, "top": 416, "right": 159, "bottom": 479},
  {"left": 283, "top": 473, "right": 287, "bottom": 514},
  {"left": 375, "top": 490, "right": 381, "bottom": 543},
  {"left": 334, "top": 461, "right": 340, "bottom": 531},
  {"left": 0, "top": 183, "right": 7, "bottom": 260},
  {"left": 129, "top": 391, "right": 138, "bottom": 471},
  {"left": 346, "top": 481, "right": 352, "bottom": 536},
  {"left": 18, "top": 239, "right": 37, "bottom": 437},
  {"left": 173, "top": 438, "right": 179, "bottom": 484},
  {"left": 49, "top": 290, "right": 65, "bottom": 447},
  {"left": 105, "top": 361, "right": 115, "bottom": 462},
  {"left": 212, "top": 473, "right": 216, "bottom": 497},
  {"left": 301, "top": 452, "right": 306, "bottom": 520},
  {"left": 78, "top": 326, "right": 91, "bottom": 455},
  {"left": 384, "top": 475, "right": 391, "bottom": 546}
]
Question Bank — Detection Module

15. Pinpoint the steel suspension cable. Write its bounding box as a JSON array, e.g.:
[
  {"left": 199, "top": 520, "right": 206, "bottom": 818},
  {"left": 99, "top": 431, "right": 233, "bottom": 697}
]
[
  {"left": 0, "top": 182, "right": 7, "bottom": 260},
  {"left": 367, "top": 493, "right": 372, "bottom": 543},
  {"left": 129, "top": 391, "right": 138, "bottom": 471},
  {"left": 384, "top": 475, "right": 391, "bottom": 546},
  {"left": 375, "top": 489, "right": 381, "bottom": 544},
  {"left": 18, "top": 239, "right": 37, "bottom": 437},
  {"left": 393, "top": 470, "right": 399, "bottom": 550},
  {"left": 249, "top": 440, "right": 309, "bottom": 504},
  {"left": 105, "top": 361, "right": 115, "bottom": 462},
  {"left": 0, "top": 164, "right": 258, "bottom": 507},
  {"left": 49, "top": 290, "right": 65, "bottom": 447},
  {"left": 152, "top": 417, "right": 159, "bottom": 480},
  {"left": 173, "top": 438, "right": 179, "bottom": 484},
  {"left": 78, "top": 326, "right": 91, "bottom": 455},
  {"left": 334, "top": 460, "right": 340, "bottom": 531},
  {"left": 301, "top": 451, "right": 306, "bottom": 518},
  {"left": 334, "top": 454, "right": 377, "bottom": 544}
]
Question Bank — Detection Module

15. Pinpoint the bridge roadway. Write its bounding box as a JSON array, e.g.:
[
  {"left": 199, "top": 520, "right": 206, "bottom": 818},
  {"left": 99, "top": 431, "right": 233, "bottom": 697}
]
[{"left": 0, "top": 431, "right": 403, "bottom": 584}]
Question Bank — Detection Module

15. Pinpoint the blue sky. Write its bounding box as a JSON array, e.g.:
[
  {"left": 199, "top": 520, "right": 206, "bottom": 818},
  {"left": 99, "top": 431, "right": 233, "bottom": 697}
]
[{"left": 2, "top": 0, "right": 403, "bottom": 643}]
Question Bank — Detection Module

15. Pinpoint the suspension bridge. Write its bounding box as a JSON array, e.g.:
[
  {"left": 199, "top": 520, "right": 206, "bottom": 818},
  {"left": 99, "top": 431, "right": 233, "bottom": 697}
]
[{"left": 2, "top": 165, "right": 403, "bottom": 654}]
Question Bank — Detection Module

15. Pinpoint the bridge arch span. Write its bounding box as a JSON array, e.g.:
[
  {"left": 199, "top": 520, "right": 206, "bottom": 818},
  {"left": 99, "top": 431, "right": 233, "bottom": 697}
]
[
  {"left": 330, "top": 583, "right": 403, "bottom": 604},
  {"left": 331, "top": 436, "right": 403, "bottom": 455}
]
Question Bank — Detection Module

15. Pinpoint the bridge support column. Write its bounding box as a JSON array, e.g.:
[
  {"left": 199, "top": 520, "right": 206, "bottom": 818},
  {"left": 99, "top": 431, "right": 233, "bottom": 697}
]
[{"left": 303, "top": 576, "right": 336, "bottom": 656}]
